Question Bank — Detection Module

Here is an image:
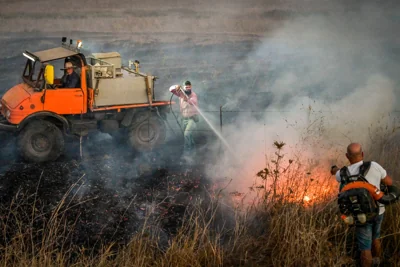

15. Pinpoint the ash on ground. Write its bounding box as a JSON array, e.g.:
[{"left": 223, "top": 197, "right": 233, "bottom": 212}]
[{"left": 0, "top": 131, "right": 221, "bottom": 250}]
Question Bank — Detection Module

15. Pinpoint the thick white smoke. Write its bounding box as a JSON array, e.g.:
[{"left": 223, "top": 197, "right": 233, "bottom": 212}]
[{"left": 205, "top": 4, "right": 398, "bottom": 195}]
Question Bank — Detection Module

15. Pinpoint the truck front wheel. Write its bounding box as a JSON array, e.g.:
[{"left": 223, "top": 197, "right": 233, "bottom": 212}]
[
  {"left": 128, "top": 114, "right": 166, "bottom": 152},
  {"left": 17, "top": 120, "right": 64, "bottom": 163}
]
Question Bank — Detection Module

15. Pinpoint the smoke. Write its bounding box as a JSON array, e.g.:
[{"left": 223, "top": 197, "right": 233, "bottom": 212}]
[
  {"left": 204, "top": 3, "right": 400, "bottom": 195},
  {"left": 1, "top": 0, "right": 400, "bottom": 203}
]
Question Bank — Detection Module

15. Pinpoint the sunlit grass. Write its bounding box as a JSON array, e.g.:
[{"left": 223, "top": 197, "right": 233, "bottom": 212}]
[{"left": 0, "top": 139, "right": 399, "bottom": 266}]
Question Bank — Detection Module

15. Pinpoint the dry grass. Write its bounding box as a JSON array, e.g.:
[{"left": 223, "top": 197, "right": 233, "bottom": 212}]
[{"left": 1, "top": 140, "right": 400, "bottom": 267}]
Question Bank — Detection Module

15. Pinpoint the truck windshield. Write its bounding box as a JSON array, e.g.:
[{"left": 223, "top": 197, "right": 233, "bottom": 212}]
[
  {"left": 22, "top": 56, "right": 83, "bottom": 89},
  {"left": 22, "top": 59, "right": 44, "bottom": 90}
]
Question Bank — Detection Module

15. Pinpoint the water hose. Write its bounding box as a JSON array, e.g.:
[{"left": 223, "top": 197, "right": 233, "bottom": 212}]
[
  {"left": 169, "top": 93, "right": 184, "bottom": 136},
  {"left": 378, "top": 185, "right": 400, "bottom": 205}
]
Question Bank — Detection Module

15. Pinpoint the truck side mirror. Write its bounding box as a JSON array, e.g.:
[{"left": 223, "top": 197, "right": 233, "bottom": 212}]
[{"left": 44, "top": 64, "right": 54, "bottom": 85}]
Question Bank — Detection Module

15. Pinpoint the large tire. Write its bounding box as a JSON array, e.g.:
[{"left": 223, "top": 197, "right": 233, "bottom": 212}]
[
  {"left": 17, "top": 120, "right": 64, "bottom": 163},
  {"left": 128, "top": 113, "right": 166, "bottom": 152}
]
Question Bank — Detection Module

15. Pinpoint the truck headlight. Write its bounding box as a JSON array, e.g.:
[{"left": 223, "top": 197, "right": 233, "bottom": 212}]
[{"left": 6, "top": 110, "right": 10, "bottom": 119}]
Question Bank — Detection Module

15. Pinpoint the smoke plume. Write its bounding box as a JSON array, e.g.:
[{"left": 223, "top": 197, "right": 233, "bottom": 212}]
[{"left": 204, "top": 2, "right": 400, "bottom": 196}]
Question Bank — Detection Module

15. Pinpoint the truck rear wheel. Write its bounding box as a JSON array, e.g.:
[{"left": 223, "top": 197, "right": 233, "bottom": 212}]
[
  {"left": 128, "top": 114, "right": 166, "bottom": 152},
  {"left": 17, "top": 120, "right": 64, "bottom": 163}
]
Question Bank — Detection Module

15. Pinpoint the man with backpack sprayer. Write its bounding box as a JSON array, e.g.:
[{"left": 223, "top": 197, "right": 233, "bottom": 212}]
[{"left": 331, "top": 143, "right": 400, "bottom": 267}]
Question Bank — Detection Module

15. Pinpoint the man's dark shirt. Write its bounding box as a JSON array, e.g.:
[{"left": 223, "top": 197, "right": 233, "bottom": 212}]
[{"left": 61, "top": 71, "right": 80, "bottom": 88}]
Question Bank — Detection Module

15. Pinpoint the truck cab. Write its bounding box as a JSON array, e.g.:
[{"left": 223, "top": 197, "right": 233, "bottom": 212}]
[{"left": 1, "top": 45, "right": 88, "bottom": 125}]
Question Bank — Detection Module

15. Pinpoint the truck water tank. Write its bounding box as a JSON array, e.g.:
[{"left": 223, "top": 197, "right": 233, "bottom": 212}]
[{"left": 91, "top": 52, "right": 122, "bottom": 75}]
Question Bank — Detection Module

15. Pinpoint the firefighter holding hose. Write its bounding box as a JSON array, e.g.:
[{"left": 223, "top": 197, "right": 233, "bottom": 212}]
[
  {"left": 331, "top": 143, "right": 400, "bottom": 267},
  {"left": 169, "top": 81, "right": 199, "bottom": 161}
]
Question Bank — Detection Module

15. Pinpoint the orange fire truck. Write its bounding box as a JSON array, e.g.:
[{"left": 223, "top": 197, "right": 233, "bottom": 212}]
[{"left": 0, "top": 38, "right": 171, "bottom": 162}]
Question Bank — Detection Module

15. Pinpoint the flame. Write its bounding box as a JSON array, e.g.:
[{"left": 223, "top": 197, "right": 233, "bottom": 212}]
[
  {"left": 211, "top": 143, "right": 341, "bottom": 208},
  {"left": 226, "top": 162, "right": 339, "bottom": 207}
]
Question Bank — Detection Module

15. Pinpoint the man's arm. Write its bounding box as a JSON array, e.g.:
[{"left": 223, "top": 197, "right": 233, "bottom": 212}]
[
  {"left": 331, "top": 165, "right": 339, "bottom": 175},
  {"left": 382, "top": 175, "right": 393, "bottom": 186},
  {"left": 186, "top": 93, "right": 198, "bottom": 106},
  {"left": 330, "top": 165, "right": 342, "bottom": 183},
  {"left": 169, "top": 85, "right": 183, "bottom": 98},
  {"left": 373, "top": 161, "right": 393, "bottom": 186},
  {"left": 60, "top": 74, "right": 67, "bottom": 88}
]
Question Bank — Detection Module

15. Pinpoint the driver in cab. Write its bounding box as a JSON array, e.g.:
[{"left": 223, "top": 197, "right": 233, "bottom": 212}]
[{"left": 60, "top": 61, "right": 80, "bottom": 88}]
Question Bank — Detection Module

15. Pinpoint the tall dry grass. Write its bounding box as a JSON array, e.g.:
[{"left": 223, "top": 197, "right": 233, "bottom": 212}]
[{"left": 1, "top": 140, "right": 400, "bottom": 267}]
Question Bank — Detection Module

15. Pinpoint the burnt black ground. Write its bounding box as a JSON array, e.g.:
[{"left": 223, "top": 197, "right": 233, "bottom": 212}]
[{"left": 0, "top": 127, "right": 220, "bottom": 250}]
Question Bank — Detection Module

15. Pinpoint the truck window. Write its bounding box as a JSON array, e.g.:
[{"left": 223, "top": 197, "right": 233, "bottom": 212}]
[
  {"left": 22, "top": 59, "right": 41, "bottom": 89},
  {"left": 51, "top": 59, "right": 66, "bottom": 79},
  {"left": 31, "top": 61, "right": 42, "bottom": 83},
  {"left": 23, "top": 60, "right": 32, "bottom": 78}
]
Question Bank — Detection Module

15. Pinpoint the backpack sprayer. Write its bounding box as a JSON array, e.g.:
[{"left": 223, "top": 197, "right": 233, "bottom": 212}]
[{"left": 333, "top": 162, "right": 400, "bottom": 225}]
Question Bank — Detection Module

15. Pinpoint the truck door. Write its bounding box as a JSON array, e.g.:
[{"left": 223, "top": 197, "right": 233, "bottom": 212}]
[
  {"left": 43, "top": 88, "right": 85, "bottom": 115},
  {"left": 42, "top": 59, "right": 85, "bottom": 115}
]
